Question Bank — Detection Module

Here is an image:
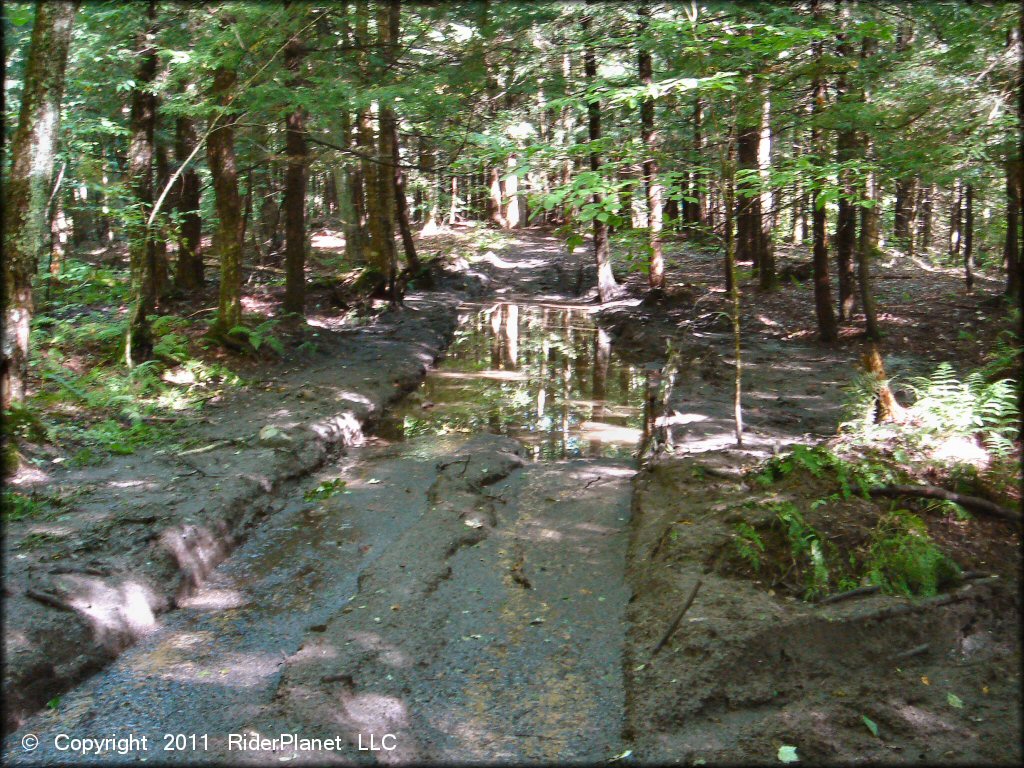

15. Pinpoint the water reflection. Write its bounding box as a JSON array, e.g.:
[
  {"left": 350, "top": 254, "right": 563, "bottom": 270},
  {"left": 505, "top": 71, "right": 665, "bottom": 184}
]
[{"left": 377, "top": 303, "right": 647, "bottom": 459}]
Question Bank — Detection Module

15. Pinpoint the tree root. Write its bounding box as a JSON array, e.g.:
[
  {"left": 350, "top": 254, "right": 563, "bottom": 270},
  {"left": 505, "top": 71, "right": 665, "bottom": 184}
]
[{"left": 868, "top": 484, "right": 1020, "bottom": 523}]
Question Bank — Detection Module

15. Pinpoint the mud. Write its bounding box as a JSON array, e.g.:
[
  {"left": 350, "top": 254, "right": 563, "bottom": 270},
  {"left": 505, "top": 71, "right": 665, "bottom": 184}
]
[{"left": 4, "top": 228, "right": 1020, "bottom": 764}]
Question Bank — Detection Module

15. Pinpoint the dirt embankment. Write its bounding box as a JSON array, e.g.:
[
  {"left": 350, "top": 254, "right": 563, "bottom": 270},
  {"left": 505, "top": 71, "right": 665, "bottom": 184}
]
[
  {"left": 3, "top": 294, "right": 461, "bottom": 733},
  {"left": 601, "top": 244, "right": 1021, "bottom": 764},
  {"left": 624, "top": 455, "right": 1020, "bottom": 764}
]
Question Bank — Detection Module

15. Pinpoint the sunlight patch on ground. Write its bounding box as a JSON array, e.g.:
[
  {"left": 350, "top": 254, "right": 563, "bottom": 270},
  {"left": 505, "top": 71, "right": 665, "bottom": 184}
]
[{"left": 310, "top": 229, "right": 346, "bottom": 250}]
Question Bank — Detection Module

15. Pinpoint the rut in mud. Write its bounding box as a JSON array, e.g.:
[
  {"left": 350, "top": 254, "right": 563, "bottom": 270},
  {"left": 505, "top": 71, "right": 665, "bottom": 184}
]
[{"left": 5, "top": 237, "right": 645, "bottom": 764}]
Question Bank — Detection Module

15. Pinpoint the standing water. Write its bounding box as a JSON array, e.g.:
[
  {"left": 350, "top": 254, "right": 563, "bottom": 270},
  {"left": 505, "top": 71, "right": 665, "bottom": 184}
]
[
  {"left": 5, "top": 296, "right": 645, "bottom": 764},
  {"left": 378, "top": 301, "right": 648, "bottom": 459}
]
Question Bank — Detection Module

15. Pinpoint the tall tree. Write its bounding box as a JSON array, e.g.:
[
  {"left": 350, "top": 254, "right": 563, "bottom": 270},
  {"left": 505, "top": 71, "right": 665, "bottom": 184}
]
[
  {"left": 125, "top": 0, "right": 159, "bottom": 367},
  {"left": 206, "top": 60, "right": 244, "bottom": 334},
  {"left": 282, "top": 5, "right": 309, "bottom": 316},
  {"left": 834, "top": 7, "right": 858, "bottom": 321},
  {"left": 174, "top": 112, "right": 203, "bottom": 291},
  {"left": 583, "top": 3, "right": 617, "bottom": 303},
  {"left": 810, "top": 0, "right": 838, "bottom": 343},
  {"left": 638, "top": 2, "right": 664, "bottom": 291},
  {"left": 1, "top": 1, "right": 78, "bottom": 408},
  {"left": 858, "top": 33, "right": 881, "bottom": 341}
]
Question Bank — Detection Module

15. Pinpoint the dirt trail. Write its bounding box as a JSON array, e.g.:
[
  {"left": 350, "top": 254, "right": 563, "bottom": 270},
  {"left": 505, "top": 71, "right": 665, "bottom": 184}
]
[{"left": 4, "top": 232, "right": 638, "bottom": 764}]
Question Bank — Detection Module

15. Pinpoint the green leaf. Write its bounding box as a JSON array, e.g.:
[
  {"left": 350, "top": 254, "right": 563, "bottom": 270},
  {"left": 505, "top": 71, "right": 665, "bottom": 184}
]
[
  {"left": 947, "top": 692, "right": 964, "bottom": 709},
  {"left": 861, "top": 715, "right": 879, "bottom": 737},
  {"left": 778, "top": 745, "right": 799, "bottom": 763}
]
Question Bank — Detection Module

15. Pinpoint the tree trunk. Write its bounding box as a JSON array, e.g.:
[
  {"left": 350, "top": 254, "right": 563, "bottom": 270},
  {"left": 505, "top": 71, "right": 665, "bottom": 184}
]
[
  {"left": 638, "top": 3, "right": 664, "bottom": 290},
  {"left": 1006, "top": 159, "right": 1021, "bottom": 295},
  {"left": 154, "top": 139, "right": 171, "bottom": 301},
  {"left": 206, "top": 64, "right": 244, "bottom": 333},
  {"left": 283, "top": 12, "right": 308, "bottom": 317},
  {"left": 893, "top": 176, "right": 916, "bottom": 249},
  {"left": 583, "top": 3, "right": 617, "bottom": 303},
  {"left": 757, "top": 95, "right": 775, "bottom": 289},
  {"left": 174, "top": 116, "right": 203, "bottom": 290},
  {"left": 810, "top": 2, "right": 838, "bottom": 343},
  {"left": 963, "top": 183, "right": 975, "bottom": 290},
  {"left": 385, "top": 0, "right": 419, "bottom": 273},
  {"left": 736, "top": 116, "right": 760, "bottom": 270},
  {"left": 376, "top": 1, "right": 400, "bottom": 301},
  {"left": 684, "top": 97, "right": 705, "bottom": 228},
  {"left": 858, "top": 34, "right": 881, "bottom": 341},
  {"left": 835, "top": 12, "right": 857, "bottom": 320},
  {"left": 125, "top": 0, "right": 159, "bottom": 368},
  {"left": 950, "top": 180, "right": 963, "bottom": 257},
  {"left": 918, "top": 183, "right": 933, "bottom": 253},
  {"left": 1, "top": 1, "right": 77, "bottom": 407}
]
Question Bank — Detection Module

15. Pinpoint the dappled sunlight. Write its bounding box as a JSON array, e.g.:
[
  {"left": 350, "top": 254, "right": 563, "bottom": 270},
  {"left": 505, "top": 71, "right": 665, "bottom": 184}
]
[
  {"left": 179, "top": 587, "right": 248, "bottom": 611},
  {"left": 346, "top": 631, "right": 411, "bottom": 668},
  {"left": 58, "top": 576, "right": 161, "bottom": 653},
  {"left": 310, "top": 229, "right": 347, "bottom": 251}
]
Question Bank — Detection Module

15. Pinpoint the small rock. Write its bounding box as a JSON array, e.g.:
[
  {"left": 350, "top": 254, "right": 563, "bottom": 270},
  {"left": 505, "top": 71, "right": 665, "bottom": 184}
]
[{"left": 257, "top": 426, "right": 293, "bottom": 448}]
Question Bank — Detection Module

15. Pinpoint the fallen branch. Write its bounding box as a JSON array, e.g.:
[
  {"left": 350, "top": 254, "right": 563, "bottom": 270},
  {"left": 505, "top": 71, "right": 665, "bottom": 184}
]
[
  {"left": 891, "top": 642, "right": 930, "bottom": 661},
  {"left": 817, "top": 584, "right": 881, "bottom": 606},
  {"left": 868, "top": 484, "right": 1020, "bottom": 523},
  {"left": 652, "top": 579, "right": 702, "bottom": 657},
  {"left": 26, "top": 588, "right": 74, "bottom": 612}
]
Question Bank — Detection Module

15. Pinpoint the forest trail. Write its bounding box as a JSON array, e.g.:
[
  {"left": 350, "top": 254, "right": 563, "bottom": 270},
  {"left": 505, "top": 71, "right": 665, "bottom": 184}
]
[{"left": 5, "top": 233, "right": 640, "bottom": 764}]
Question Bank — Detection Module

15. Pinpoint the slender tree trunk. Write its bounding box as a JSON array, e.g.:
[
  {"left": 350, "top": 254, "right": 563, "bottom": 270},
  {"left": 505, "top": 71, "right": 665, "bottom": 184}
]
[
  {"left": 858, "top": 34, "right": 880, "bottom": 341},
  {"left": 125, "top": 0, "right": 159, "bottom": 367},
  {"left": 685, "top": 97, "right": 705, "bottom": 227},
  {"left": 385, "top": 0, "right": 419, "bottom": 272},
  {"left": 835, "top": 13, "right": 857, "bottom": 320},
  {"left": 736, "top": 111, "right": 760, "bottom": 269},
  {"left": 1005, "top": 161, "right": 1020, "bottom": 295},
  {"left": 950, "top": 180, "right": 964, "bottom": 257},
  {"left": 810, "top": 2, "right": 838, "bottom": 343},
  {"left": 918, "top": 183, "right": 933, "bottom": 253},
  {"left": 376, "top": 1, "right": 400, "bottom": 301},
  {"left": 638, "top": 3, "right": 664, "bottom": 290},
  {"left": 174, "top": 116, "right": 203, "bottom": 290},
  {"left": 283, "top": 12, "right": 308, "bottom": 316},
  {"left": 963, "top": 183, "right": 975, "bottom": 290},
  {"left": 154, "top": 139, "right": 171, "bottom": 301},
  {"left": 206, "top": 64, "right": 244, "bottom": 333},
  {"left": 757, "top": 95, "right": 775, "bottom": 288},
  {"left": 583, "top": 3, "right": 617, "bottom": 302}
]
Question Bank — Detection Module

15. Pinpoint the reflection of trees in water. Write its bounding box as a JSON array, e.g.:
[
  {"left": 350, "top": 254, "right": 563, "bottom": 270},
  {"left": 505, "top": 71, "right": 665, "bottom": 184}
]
[{"left": 391, "top": 303, "right": 646, "bottom": 459}]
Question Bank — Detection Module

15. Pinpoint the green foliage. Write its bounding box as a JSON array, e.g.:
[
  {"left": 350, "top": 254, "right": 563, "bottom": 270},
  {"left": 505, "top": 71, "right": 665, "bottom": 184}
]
[
  {"left": 1, "top": 490, "right": 49, "bottom": 521},
  {"left": 304, "top": 478, "right": 347, "bottom": 502},
  {"left": 771, "top": 502, "right": 831, "bottom": 600},
  {"left": 865, "top": 511, "right": 960, "bottom": 597},
  {"left": 732, "top": 522, "right": 765, "bottom": 572},
  {"left": 227, "top": 318, "right": 285, "bottom": 355},
  {"left": 907, "top": 363, "right": 1019, "bottom": 458}
]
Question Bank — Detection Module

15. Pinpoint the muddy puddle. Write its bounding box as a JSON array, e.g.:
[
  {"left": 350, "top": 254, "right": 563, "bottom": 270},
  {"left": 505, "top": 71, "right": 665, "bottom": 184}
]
[{"left": 377, "top": 302, "right": 648, "bottom": 459}]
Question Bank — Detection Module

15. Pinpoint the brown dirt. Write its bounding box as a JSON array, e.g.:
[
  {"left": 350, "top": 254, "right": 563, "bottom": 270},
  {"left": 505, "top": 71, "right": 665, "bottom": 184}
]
[{"left": 612, "top": 234, "right": 1021, "bottom": 763}]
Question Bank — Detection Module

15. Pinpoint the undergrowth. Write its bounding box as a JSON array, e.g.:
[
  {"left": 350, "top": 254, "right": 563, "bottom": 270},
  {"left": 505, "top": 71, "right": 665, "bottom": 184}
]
[{"left": 731, "top": 444, "right": 961, "bottom": 601}]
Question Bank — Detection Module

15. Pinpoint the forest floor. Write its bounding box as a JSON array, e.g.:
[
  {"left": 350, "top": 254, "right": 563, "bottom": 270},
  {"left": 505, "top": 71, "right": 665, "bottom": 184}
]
[{"left": 3, "top": 225, "right": 1020, "bottom": 764}]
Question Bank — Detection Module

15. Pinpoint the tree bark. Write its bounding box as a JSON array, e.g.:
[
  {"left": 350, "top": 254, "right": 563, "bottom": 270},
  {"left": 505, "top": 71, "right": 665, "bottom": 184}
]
[
  {"left": 283, "top": 8, "right": 308, "bottom": 316},
  {"left": 1006, "top": 161, "right": 1021, "bottom": 296},
  {"left": 757, "top": 96, "right": 775, "bottom": 289},
  {"left": 835, "top": 12, "right": 857, "bottom": 320},
  {"left": 174, "top": 115, "right": 203, "bottom": 290},
  {"left": 810, "top": 1, "right": 838, "bottom": 343},
  {"left": 206, "top": 64, "right": 244, "bottom": 333},
  {"left": 583, "top": 3, "right": 617, "bottom": 303},
  {"left": 963, "top": 183, "right": 975, "bottom": 290},
  {"left": 385, "top": 0, "right": 419, "bottom": 273},
  {"left": 858, "top": 34, "right": 881, "bottom": 341},
  {"left": 2, "top": 1, "right": 77, "bottom": 408},
  {"left": 125, "top": 0, "right": 159, "bottom": 368},
  {"left": 638, "top": 3, "right": 664, "bottom": 290},
  {"left": 684, "top": 97, "right": 705, "bottom": 228}
]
